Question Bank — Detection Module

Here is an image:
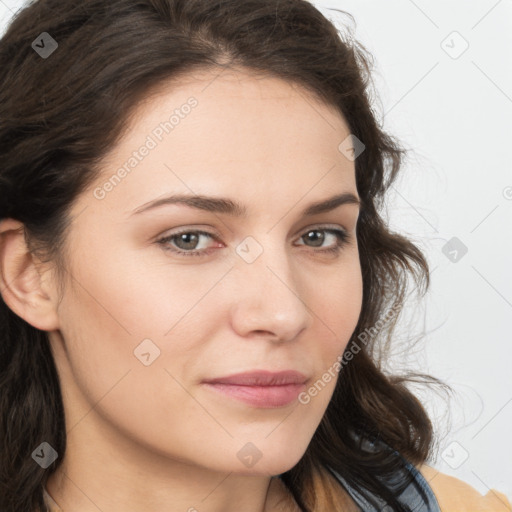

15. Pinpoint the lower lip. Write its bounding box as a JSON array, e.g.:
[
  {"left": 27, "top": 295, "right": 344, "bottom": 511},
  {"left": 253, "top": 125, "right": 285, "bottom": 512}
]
[{"left": 202, "top": 382, "right": 306, "bottom": 408}]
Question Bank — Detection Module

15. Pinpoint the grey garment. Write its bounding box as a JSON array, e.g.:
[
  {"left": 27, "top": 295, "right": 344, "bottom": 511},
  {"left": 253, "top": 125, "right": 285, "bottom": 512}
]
[{"left": 327, "top": 455, "right": 441, "bottom": 512}]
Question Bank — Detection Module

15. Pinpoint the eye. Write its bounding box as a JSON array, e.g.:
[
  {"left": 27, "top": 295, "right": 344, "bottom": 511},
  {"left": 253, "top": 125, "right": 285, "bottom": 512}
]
[
  {"left": 156, "top": 226, "right": 351, "bottom": 258},
  {"left": 296, "top": 227, "right": 350, "bottom": 255},
  {"left": 157, "top": 229, "right": 219, "bottom": 258}
]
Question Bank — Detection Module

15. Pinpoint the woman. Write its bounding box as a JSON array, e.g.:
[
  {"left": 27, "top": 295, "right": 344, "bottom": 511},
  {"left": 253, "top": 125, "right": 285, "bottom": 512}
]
[{"left": 0, "top": 0, "right": 510, "bottom": 511}]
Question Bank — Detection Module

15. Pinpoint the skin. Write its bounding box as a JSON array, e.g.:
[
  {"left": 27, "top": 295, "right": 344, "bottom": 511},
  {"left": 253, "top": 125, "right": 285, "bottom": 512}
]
[{"left": 0, "top": 66, "right": 363, "bottom": 512}]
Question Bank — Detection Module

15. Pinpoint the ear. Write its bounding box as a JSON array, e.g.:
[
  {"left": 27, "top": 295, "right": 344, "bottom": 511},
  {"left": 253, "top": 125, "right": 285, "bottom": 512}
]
[{"left": 0, "top": 218, "right": 60, "bottom": 331}]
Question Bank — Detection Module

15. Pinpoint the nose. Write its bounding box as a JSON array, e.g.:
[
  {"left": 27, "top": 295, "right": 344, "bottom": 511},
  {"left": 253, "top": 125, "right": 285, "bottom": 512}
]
[{"left": 228, "top": 244, "right": 313, "bottom": 343}]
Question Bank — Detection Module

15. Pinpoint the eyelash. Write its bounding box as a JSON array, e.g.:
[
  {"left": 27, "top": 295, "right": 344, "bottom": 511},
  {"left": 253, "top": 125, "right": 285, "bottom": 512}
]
[{"left": 156, "top": 226, "right": 350, "bottom": 258}]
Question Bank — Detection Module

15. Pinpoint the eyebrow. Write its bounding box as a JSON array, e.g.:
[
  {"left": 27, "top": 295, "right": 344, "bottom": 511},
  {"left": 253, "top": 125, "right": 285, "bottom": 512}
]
[{"left": 130, "top": 192, "right": 361, "bottom": 218}]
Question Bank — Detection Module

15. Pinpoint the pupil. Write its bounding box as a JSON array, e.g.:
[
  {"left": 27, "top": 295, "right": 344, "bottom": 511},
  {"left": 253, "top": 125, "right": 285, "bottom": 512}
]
[
  {"left": 179, "top": 233, "right": 198, "bottom": 249},
  {"left": 306, "top": 230, "right": 324, "bottom": 247}
]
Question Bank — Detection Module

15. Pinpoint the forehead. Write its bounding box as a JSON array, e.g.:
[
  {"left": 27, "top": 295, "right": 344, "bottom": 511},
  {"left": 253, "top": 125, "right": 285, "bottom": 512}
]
[{"left": 78, "top": 66, "right": 357, "bottom": 219}]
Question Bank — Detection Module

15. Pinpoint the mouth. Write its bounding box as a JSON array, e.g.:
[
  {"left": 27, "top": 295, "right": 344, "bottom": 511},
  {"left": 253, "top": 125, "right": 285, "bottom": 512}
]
[{"left": 201, "top": 369, "right": 309, "bottom": 408}]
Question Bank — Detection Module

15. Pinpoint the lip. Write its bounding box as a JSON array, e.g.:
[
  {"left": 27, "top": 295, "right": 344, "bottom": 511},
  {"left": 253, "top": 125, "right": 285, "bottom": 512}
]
[
  {"left": 202, "top": 370, "right": 308, "bottom": 386},
  {"left": 201, "top": 370, "right": 308, "bottom": 408}
]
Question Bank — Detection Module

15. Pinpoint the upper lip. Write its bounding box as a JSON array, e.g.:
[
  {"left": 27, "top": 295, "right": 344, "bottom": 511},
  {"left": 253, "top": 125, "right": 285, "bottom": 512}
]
[{"left": 202, "top": 370, "right": 308, "bottom": 386}]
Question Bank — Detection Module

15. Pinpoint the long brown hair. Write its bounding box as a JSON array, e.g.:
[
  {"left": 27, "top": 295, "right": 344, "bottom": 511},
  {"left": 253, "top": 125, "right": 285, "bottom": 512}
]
[{"left": 0, "top": 1, "right": 449, "bottom": 511}]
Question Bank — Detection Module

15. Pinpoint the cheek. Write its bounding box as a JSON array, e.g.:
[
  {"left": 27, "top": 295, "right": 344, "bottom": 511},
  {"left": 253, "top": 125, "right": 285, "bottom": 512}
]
[
  {"left": 64, "top": 233, "right": 219, "bottom": 342},
  {"left": 313, "top": 257, "right": 363, "bottom": 349},
  {"left": 291, "top": 257, "right": 362, "bottom": 416},
  {"left": 55, "top": 268, "right": 213, "bottom": 457}
]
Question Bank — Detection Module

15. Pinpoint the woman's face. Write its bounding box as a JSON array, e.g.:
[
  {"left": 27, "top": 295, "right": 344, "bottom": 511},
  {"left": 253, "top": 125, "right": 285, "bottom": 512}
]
[{"left": 49, "top": 66, "right": 363, "bottom": 478}]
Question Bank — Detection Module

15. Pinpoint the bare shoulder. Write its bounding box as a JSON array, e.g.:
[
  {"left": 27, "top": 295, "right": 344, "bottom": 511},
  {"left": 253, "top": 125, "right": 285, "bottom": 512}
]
[{"left": 417, "top": 463, "right": 512, "bottom": 512}]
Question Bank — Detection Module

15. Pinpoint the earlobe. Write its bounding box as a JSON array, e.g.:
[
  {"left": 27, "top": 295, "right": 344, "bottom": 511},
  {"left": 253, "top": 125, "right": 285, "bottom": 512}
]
[{"left": 0, "top": 218, "right": 60, "bottom": 332}]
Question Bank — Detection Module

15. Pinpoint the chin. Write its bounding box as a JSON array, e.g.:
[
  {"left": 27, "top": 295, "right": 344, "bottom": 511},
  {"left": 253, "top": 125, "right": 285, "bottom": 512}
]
[{"left": 231, "top": 448, "right": 307, "bottom": 477}]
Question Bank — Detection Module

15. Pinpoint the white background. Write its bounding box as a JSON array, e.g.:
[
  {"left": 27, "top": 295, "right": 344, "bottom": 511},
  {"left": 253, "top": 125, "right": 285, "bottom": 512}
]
[{"left": 1, "top": 0, "right": 511, "bottom": 502}]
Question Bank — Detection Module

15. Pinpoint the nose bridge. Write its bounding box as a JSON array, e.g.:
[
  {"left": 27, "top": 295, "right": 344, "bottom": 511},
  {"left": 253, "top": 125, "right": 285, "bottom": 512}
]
[{"left": 229, "top": 234, "right": 312, "bottom": 339}]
